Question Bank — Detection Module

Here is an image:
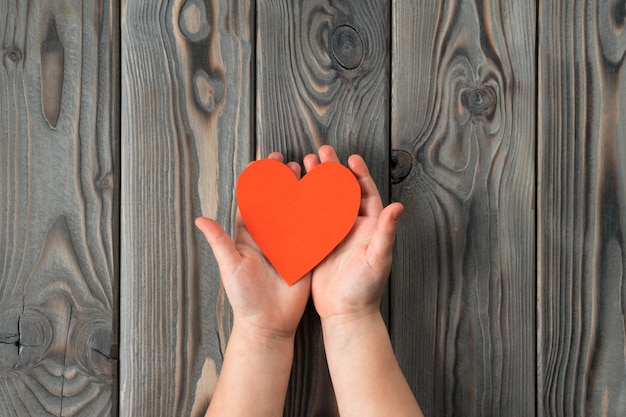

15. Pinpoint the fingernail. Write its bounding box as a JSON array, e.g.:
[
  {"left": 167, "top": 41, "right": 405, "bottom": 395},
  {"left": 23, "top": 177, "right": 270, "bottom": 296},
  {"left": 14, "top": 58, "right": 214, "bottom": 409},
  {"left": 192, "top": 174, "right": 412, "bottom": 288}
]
[{"left": 392, "top": 205, "right": 404, "bottom": 221}]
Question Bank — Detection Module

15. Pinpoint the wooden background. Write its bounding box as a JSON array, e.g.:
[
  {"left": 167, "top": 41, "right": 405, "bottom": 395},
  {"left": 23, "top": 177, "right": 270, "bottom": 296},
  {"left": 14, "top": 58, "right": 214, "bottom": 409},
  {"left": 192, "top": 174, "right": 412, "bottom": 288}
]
[{"left": 1, "top": 0, "right": 625, "bottom": 416}]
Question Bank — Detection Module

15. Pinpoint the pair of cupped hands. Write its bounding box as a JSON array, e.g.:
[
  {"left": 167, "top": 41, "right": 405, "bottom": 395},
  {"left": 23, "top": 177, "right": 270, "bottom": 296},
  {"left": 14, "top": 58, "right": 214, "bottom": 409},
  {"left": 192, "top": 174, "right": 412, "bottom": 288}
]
[{"left": 195, "top": 145, "right": 403, "bottom": 342}]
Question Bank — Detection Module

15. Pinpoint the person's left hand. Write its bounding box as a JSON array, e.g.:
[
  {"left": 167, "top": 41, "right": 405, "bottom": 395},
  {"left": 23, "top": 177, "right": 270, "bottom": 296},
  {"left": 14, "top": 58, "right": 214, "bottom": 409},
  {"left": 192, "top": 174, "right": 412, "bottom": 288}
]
[{"left": 304, "top": 146, "right": 403, "bottom": 322}]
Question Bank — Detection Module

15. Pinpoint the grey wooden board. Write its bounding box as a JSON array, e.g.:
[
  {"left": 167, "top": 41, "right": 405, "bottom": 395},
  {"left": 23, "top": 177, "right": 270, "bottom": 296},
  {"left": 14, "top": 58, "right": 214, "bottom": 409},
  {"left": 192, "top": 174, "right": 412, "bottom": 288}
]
[
  {"left": 255, "top": 1, "right": 389, "bottom": 415},
  {"left": 119, "top": 0, "right": 253, "bottom": 416},
  {"left": 4, "top": 0, "right": 626, "bottom": 416},
  {"left": 537, "top": 0, "right": 626, "bottom": 415},
  {"left": 390, "top": 1, "right": 537, "bottom": 416},
  {"left": 0, "top": 1, "right": 118, "bottom": 416}
]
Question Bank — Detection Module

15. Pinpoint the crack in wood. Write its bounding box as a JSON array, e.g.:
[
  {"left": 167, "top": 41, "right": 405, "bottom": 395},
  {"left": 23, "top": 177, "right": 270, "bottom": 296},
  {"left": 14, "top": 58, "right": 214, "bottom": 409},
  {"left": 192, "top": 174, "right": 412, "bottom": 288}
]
[
  {"left": 59, "top": 303, "right": 73, "bottom": 417},
  {"left": 40, "top": 18, "right": 64, "bottom": 129},
  {"left": 0, "top": 334, "right": 20, "bottom": 344}
]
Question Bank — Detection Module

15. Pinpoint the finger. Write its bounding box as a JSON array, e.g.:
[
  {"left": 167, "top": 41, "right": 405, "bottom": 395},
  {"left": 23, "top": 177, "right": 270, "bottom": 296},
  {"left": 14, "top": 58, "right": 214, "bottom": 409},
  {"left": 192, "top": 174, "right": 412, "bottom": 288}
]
[
  {"left": 195, "top": 217, "right": 241, "bottom": 273},
  {"left": 266, "top": 151, "right": 302, "bottom": 178},
  {"left": 318, "top": 145, "right": 340, "bottom": 163},
  {"left": 267, "top": 152, "right": 284, "bottom": 162},
  {"left": 366, "top": 202, "right": 404, "bottom": 270},
  {"left": 287, "top": 161, "right": 302, "bottom": 179},
  {"left": 348, "top": 154, "right": 384, "bottom": 217},
  {"left": 245, "top": 152, "right": 283, "bottom": 168},
  {"left": 303, "top": 153, "right": 321, "bottom": 173},
  {"left": 234, "top": 209, "right": 259, "bottom": 248}
]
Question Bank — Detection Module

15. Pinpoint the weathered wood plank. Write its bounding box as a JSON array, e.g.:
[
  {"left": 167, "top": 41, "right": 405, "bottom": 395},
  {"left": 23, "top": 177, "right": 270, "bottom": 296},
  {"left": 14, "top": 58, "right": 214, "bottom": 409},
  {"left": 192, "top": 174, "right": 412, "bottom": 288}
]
[
  {"left": 537, "top": 0, "right": 626, "bottom": 415},
  {"left": 120, "top": 0, "right": 253, "bottom": 415},
  {"left": 255, "top": 1, "right": 389, "bottom": 415},
  {"left": 390, "top": 1, "right": 536, "bottom": 416},
  {"left": 0, "top": 1, "right": 118, "bottom": 416}
]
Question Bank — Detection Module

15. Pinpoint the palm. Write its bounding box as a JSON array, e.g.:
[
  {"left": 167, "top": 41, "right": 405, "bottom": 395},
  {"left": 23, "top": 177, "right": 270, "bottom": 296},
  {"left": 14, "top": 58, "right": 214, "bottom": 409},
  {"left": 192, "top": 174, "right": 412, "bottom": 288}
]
[
  {"left": 303, "top": 146, "right": 402, "bottom": 321},
  {"left": 226, "top": 221, "right": 311, "bottom": 336},
  {"left": 196, "top": 152, "right": 312, "bottom": 339},
  {"left": 310, "top": 217, "right": 379, "bottom": 318}
]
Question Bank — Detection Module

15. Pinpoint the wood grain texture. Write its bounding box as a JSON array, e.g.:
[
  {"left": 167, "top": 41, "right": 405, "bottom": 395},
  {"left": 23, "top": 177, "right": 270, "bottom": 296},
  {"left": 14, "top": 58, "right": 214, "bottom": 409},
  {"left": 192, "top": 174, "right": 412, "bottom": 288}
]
[
  {"left": 0, "top": 1, "right": 118, "bottom": 416},
  {"left": 537, "top": 0, "right": 626, "bottom": 415},
  {"left": 255, "top": 1, "right": 389, "bottom": 415},
  {"left": 9, "top": 1, "right": 625, "bottom": 415},
  {"left": 120, "top": 0, "right": 253, "bottom": 415},
  {"left": 390, "top": 1, "right": 536, "bottom": 416}
]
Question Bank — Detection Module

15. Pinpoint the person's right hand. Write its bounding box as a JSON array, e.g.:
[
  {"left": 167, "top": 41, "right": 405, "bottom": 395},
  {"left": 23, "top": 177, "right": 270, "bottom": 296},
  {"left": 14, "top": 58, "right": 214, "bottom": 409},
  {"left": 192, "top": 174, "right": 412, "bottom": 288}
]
[{"left": 196, "top": 152, "right": 312, "bottom": 342}]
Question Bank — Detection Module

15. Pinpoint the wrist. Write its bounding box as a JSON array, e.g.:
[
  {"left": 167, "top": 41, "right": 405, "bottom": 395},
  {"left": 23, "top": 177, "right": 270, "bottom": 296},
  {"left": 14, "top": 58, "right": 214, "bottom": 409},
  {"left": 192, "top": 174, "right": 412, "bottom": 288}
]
[
  {"left": 320, "top": 309, "right": 385, "bottom": 341},
  {"left": 208, "top": 318, "right": 297, "bottom": 416},
  {"left": 319, "top": 309, "right": 422, "bottom": 417},
  {"left": 230, "top": 320, "right": 296, "bottom": 350},
  {"left": 224, "top": 323, "right": 296, "bottom": 379}
]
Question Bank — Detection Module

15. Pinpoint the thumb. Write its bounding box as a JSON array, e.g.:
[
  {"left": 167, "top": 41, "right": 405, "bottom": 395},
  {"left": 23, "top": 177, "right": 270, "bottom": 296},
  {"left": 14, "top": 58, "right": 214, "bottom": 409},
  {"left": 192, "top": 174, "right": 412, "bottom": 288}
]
[
  {"left": 366, "top": 203, "right": 403, "bottom": 270},
  {"left": 195, "top": 217, "right": 241, "bottom": 274}
]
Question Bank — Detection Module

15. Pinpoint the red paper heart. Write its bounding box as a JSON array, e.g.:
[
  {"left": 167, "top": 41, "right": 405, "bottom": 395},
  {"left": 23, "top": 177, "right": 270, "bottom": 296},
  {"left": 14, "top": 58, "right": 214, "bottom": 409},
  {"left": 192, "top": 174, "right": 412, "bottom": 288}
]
[{"left": 236, "top": 158, "right": 360, "bottom": 285}]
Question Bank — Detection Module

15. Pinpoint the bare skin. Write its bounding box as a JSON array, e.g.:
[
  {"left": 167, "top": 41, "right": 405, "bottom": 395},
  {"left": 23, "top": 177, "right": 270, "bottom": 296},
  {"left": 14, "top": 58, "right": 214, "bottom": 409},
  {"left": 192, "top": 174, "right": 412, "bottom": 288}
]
[
  {"left": 305, "top": 146, "right": 423, "bottom": 417},
  {"left": 197, "top": 145, "right": 423, "bottom": 417}
]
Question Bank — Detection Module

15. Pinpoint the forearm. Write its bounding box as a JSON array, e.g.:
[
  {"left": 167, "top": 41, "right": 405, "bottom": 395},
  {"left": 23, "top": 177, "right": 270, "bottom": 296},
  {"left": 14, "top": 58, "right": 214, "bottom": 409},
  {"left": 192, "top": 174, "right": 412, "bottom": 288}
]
[
  {"left": 321, "top": 311, "right": 423, "bottom": 417},
  {"left": 205, "top": 324, "right": 295, "bottom": 417}
]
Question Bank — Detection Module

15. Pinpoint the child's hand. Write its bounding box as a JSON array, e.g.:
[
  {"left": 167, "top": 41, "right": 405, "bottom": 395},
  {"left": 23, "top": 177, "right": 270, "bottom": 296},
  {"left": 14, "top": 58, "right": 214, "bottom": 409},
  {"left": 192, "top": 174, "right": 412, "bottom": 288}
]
[
  {"left": 305, "top": 146, "right": 403, "bottom": 322},
  {"left": 305, "top": 147, "right": 421, "bottom": 417},
  {"left": 198, "top": 154, "right": 312, "bottom": 417},
  {"left": 195, "top": 153, "right": 311, "bottom": 342},
  {"left": 200, "top": 147, "right": 420, "bottom": 417}
]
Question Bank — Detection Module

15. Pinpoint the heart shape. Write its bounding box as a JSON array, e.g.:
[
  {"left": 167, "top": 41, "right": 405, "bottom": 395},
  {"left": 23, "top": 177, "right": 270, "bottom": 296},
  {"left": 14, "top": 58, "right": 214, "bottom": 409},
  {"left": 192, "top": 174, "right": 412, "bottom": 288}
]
[{"left": 236, "top": 158, "right": 360, "bottom": 285}]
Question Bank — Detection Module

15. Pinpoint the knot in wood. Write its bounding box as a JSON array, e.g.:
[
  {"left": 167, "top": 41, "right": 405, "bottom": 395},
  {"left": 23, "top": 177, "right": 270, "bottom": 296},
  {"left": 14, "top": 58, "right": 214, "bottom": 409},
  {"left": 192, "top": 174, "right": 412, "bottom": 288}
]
[
  {"left": 611, "top": 0, "right": 626, "bottom": 28},
  {"left": 5, "top": 48, "right": 22, "bottom": 64},
  {"left": 331, "top": 24, "right": 364, "bottom": 70},
  {"left": 461, "top": 86, "right": 496, "bottom": 117},
  {"left": 193, "top": 69, "right": 224, "bottom": 113},
  {"left": 97, "top": 175, "right": 113, "bottom": 189},
  {"left": 391, "top": 150, "right": 413, "bottom": 183},
  {"left": 179, "top": 0, "right": 210, "bottom": 42}
]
